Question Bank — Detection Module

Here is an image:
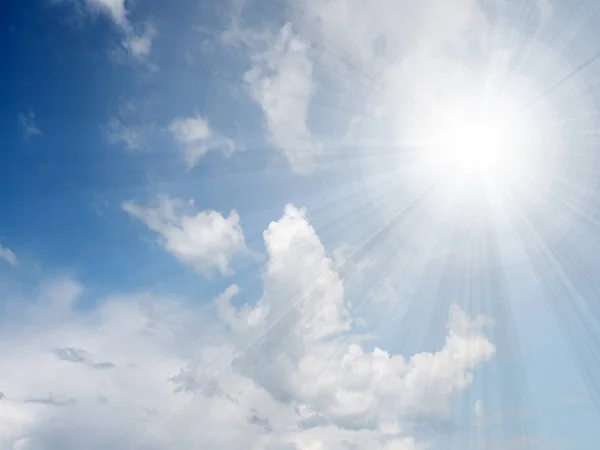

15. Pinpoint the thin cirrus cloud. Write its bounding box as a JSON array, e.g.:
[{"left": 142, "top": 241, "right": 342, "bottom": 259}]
[
  {"left": 107, "top": 117, "right": 143, "bottom": 150},
  {"left": 107, "top": 114, "right": 235, "bottom": 167},
  {"left": 0, "top": 204, "right": 494, "bottom": 450},
  {"left": 18, "top": 112, "right": 42, "bottom": 141},
  {"left": 0, "top": 244, "right": 18, "bottom": 266},
  {"left": 123, "top": 195, "right": 246, "bottom": 276}
]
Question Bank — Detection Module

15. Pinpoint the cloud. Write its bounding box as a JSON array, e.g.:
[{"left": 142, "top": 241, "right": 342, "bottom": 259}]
[
  {"left": 53, "top": 347, "right": 89, "bottom": 363},
  {"left": 51, "top": 0, "right": 155, "bottom": 59},
  {"left": 83, "top": 0, "right": 127, "bottom": 26},
  {"left": 123, "top": 21, "right": 156, "bottom": 58},
  {"left": 293, "top": 0, "right": 489, "bottom": 129},
  {"left": 53, "top": 347, "right": 115, "bottom": 369},
  {"left": 169, "top": 115, "right": 236, "bottom": 168},
  {"left": 23, "top": 396, "right": 76, "bottom": 407},
  {"left": 18, "top": 112, "right": 42, "bottom": 141},
  {"left": 228, "top": 0, "right": 552, "bottom": 177},
  {"left": 107, "top": 117, "right": 143, "bottom": 150},
  {"left": 106, "top": 100, "right": 158, "bottom": 151},
  {"left": 123, "top": 196, "right": 246, "bottom": 276},
  {"left": 0, "top": 204, "right": 494, "bottom": 450},
  {"left": 0, "top": 244, "right": 18, "bottom": 266},
  {"left": 216, "top": 204, "right": 494, "bottom": 429},
  {"left": 243, "top": 24, "right": 321, "bottom": 173},
  {"left": 226, "top": 0, "right": 488, "bottom": 173}
]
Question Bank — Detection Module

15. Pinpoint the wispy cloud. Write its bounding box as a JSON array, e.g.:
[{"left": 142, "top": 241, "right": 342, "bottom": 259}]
[
  {"left": 51, "top": 0, "right": 156, "bottom": 60},
  {"left": 107, "top": 117, "right": 143, "bottom": 150},
  {"left": 18, "top": 111, "right": 41, "bottom": 141},
  {"left": 53, "top": 347, "right": 115, "bottom": 370},
  {"left": 169, "top": 115, "right": 236, "bottom": 169},
  {"left": 0, "top": 244, "right": 18, "bottom": 266},
  {"left": 123, "top": 21, "right": 156, "bottom": 59},
  {"left": 23, "top": 395, "right": 76, "bottom": 407}
]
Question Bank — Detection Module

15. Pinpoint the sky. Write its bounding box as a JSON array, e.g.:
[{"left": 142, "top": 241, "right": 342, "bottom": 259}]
[{"left": 3, "top": 0, "right": 600, "bottom": 449}]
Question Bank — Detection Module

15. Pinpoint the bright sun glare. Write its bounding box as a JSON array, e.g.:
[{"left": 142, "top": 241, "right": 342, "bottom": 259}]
[
  {"left": 406, "top": 87, "right": 559, "bottom": 223},
  {"left": 426, "top": 96, "right": 533, "bottom": 188}
]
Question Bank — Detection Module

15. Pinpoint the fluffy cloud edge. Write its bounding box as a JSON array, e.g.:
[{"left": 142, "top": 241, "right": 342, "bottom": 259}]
[
  {"left": 0, "top": 203, "right": 494, "bottom": 450},
  {"left": 123, "top": 195, "right": 246, "bottom": 276}
]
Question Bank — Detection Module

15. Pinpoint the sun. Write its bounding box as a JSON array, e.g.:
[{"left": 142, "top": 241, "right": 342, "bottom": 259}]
[
  {"left": 403, "top": 86, "right": 559, "bottom": 224},
  {"left": 421, "top": 94, "right": 535, "bottom": 191},
  {"left": 434, "top": 108, "right": 517, "bottom": 179}
]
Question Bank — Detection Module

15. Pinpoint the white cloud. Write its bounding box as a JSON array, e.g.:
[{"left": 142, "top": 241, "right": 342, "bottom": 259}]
[
  {"left": 226, "top": 0, "right": 488, "bottom": 173},
  {"left": 229, "top": 0, "right": 551, "bottom": 176},
  {"left": 169, "top": 115, "right": 236, "bottom": 168},
  {"left": 84, "top": 0, "right": 127, "bottom": 26},
  {"left": 123, "top": 22, "right": 156, "bottom": 58},
  {"left": 107, "top": 117, "right": 143, "bottom": 150},
  {"left": 293, "top": 0, "right": 489, "bottom": 127},
  {"left": 52, "top": 0, "right": 155, "bottom": 59},
  {"left": 295, "top": 0, "right": 486, "bottom": 65},
  {"left": 123, "top": 196, "right": 246, "bottom": 276},
  {"left": 0, "top": 204, "right": 494, "bottom": 450},
  {"left": 222, "top": 205, "right": 494, "bottom": 429},
  {"left": 18, "top": 112, "right": 41, "bottom": 141},
  {"left": 243, "top": 23, "right": 321, "bottom": 173},
  {"left": 0, "top": 244, "right": 18, "bottom": 266}
]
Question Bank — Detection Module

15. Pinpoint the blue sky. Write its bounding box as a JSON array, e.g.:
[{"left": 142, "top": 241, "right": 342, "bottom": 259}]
[{"left": 2, "top": 0, "right": 600, "bottom": 449}]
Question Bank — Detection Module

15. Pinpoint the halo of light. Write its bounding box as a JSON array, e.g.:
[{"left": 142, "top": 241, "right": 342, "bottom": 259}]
[{"left": 358, "top": 30, "right": 600, "bottom": 267}]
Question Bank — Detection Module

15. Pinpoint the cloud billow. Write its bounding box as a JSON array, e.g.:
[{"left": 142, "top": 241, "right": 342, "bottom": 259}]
[{"left": 0, "top": 204, "right": 493, "bottom": 450}]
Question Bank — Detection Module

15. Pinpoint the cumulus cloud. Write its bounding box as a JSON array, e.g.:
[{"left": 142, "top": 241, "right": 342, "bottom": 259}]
[
  {"left": 223, "top": 207, "right": 494, "bottom": 432},
  {"left": 0, "top": 204, "right": 493, "bottom": 450},
  {"left": 123, "top": 196, "right": 246, "bottom": 276},
  {"left": 18, "top": 112, "right": 41, "bottom": 141},
  {"left": 243, "top": 24, "right": 321, "bottom": 173},
  {"left": 0, "top": 244, "right": 18, "bottom": 266},
  {"left": 169, "top": 115, "right": 236, "bottom": 168}
]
